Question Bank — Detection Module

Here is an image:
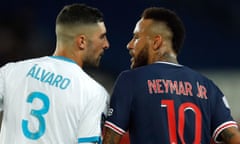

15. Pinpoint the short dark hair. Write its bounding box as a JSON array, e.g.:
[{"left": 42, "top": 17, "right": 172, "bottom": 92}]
[
  {"left": 56, "top": 3, "right": 104, "bottom": 25},
  {"left": 142, "top": 7, "right": 185, "bottom": 54}
]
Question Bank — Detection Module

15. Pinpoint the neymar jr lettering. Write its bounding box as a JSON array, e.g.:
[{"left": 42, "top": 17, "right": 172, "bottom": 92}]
[{"left": 148, "top": 79, "right": 208, "bottom": 99}]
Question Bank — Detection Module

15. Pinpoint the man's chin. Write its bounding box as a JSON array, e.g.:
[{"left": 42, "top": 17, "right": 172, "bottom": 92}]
[{"left": 84, "top": 61, "right": 100, "bottom": 68}]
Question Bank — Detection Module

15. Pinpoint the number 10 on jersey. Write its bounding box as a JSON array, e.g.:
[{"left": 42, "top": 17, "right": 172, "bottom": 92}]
[{"left": 161, "top": 100, "right": 202, "bottom": 144}]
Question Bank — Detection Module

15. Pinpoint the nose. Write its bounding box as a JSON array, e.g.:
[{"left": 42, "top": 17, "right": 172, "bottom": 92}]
[
  {"left": 103, "top": 38, "right": 110, "bottom": 50},
  {"left": 126, "top": 39, "right": 133, "bottom": 50}
]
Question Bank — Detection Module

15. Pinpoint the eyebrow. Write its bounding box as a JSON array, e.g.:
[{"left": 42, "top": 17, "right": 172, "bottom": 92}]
[{"left": 100, "top": 32, "right": 107, "bottom": 38}]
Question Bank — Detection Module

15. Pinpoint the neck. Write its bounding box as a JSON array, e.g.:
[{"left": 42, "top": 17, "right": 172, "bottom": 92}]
[
  {"left": 53, "top": 47, "right": 83, "bottom": 68},
  {"left": 158, "top": 53, "right": 178, "bottom": 64}
]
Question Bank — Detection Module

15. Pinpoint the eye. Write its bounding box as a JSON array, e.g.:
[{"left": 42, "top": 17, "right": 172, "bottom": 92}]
[
  {"left": 100, "top": 34, "right": 107, "bottom": 40},
  {"left": 133, "top": 35, "right": 139, "bottom": 40}
]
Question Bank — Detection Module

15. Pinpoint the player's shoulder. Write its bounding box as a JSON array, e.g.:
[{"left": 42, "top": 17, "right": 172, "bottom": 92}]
[
  {"left": 6, "top": 56, "right": 48, "bottom": 65},
  {"left": 89, "top": 75, "right": 107, "bottom": 91},
  {"left": 119, "top": 65, "right": 149, "bottom": 75},
  {"left": 117, "top": 69, "right": 135, "bottom": 79},
  {"left": 117, "top": 63, "right": 165, "bottom": 77},
  {"left": 81, "top": 70, "right": 108, "bottom": 92},
  {"left": 118, "top": 64, "right": 213, "bottom": 83},
  {"left": 184, "top": 66, "right": 212, "bottom": 80},
  {"left": 183, "top": 65, "right": 220, "bottom": 91},
  {"left": 114, "top": 67, "right": 146, "bottom": 84},
  {"left": 0, "top": 56, "right": 46, "bottom": 71}
]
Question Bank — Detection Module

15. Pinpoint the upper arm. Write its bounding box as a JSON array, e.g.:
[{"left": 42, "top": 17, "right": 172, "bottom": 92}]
[
  {"left": 103, "top": 127, "right": 122, "bottom": 144},
  {"left": 218, "top": 126, "right": 240, "bottom": 144}
]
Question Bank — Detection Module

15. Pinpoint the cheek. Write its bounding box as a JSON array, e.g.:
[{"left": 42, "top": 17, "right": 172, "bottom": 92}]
[
  {"left": 89, "top": 41, "right": 100, "bottom": 52},
  {"left": 134, "top": 40, "right": 146, "bottom": 55}
]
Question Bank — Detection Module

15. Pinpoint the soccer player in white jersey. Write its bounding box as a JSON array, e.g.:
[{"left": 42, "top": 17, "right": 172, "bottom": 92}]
[{"left": 0, "top": 3, "right": 110, "bottom": 144}]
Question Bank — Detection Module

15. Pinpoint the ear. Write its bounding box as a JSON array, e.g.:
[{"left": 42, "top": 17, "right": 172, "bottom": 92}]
[
  {"left": 76, "top": 34, "right": 86, "bottom": 50},
  {"left": 153, "top": 35, "right": 162, "bottom": 50}
]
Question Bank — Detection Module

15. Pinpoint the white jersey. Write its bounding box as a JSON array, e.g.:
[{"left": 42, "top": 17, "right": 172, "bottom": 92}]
[{"left": 0, "top": 56, "right": 109, "bottom": 144}]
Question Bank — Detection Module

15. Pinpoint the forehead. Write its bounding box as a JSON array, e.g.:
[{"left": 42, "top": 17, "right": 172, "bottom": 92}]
[
  {"left": 96, "top": 22, "right": 107, "bottom": 33},
  {"left": 56, "top": 21, "right": 106, "bottom": 37},
  {"left": 91, "top": 22, "right": 106, "bottom": 35},
  {"left": 133, "top": 18, "right": 153, "bottom": 34},
  {"left": 86, "top": 22, "right": 106, "bottom": 37}
]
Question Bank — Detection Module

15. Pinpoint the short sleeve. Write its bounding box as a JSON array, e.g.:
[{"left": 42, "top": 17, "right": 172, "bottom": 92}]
[
  {"left": 0, "top": 64, "right": 8, "bottom": 111},
  {"left": 210, "top": 83, "right": 238, "bottom": 143},
  {"left": 77, "top": 85, "right": 109, "bottom": 143},
  {"left": 105, "top": 71, "right": 133, "bottom": 135}
]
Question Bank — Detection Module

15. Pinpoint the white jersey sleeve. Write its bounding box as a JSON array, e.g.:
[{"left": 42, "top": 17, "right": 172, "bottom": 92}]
[
  {"left": 0, "top": 64, "right": 6, "bottom": 111},
  {"left": 77, "top": 83, "right": 109, "bottom": 143}
]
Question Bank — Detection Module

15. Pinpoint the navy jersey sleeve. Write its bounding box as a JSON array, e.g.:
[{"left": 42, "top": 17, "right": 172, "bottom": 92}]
[
  {"left": 209, "top": 81, "right": 238, "bottom": 142},
  {"left": 104, "top": 71, "right": 132, "bottom": 135}
]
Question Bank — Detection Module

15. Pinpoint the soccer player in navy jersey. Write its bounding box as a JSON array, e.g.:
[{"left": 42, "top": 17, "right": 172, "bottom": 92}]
[
  {"left": 103, "top": 7, "right": 240, "bottom": 144},
  {"left": 0, "top": 3, "right": 110, "bottom": 143}
]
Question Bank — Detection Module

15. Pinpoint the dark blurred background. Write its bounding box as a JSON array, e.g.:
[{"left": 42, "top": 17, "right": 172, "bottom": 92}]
[
  {"left": 0, "top": 0, "right": 240, "bottom": 119},
  {"left": 0, "top": 0, "right": 240, "bottom": 75}
]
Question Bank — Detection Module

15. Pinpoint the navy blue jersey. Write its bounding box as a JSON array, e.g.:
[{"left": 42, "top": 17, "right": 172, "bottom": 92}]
[{"left": 105, "top": 62, "right": 237, "bottom": 144}]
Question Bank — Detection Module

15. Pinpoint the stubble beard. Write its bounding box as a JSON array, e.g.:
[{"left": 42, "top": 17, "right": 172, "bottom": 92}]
[{"left": 131, "top": 44, "right": 149, "bottom": 69}]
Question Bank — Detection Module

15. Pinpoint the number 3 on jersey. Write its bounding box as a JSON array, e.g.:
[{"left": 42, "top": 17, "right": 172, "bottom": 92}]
[
  {"left": 161, "top": 100, "right": 202, "bottom": 144},
  {"left": 22, "top": 92, "right": 50, "bottom": 140}
]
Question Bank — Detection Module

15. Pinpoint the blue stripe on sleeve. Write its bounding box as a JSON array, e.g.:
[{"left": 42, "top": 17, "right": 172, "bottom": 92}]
[{"left": 78, "top": 136, "right": 102, "bottom": 144}]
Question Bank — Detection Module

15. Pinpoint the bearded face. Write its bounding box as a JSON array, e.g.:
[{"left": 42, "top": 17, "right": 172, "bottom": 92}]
[
  {"left": 82, "top": 22, "right": 109, "bottom": 68},
  {"left": 130, "top": 42, "right": 149, "bottom": 69},
  {"left": 127, "top": 18, "right": 154, "bottom": 69}
]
